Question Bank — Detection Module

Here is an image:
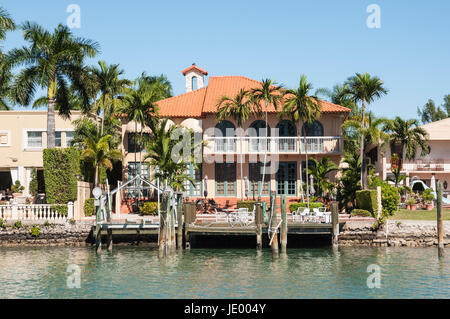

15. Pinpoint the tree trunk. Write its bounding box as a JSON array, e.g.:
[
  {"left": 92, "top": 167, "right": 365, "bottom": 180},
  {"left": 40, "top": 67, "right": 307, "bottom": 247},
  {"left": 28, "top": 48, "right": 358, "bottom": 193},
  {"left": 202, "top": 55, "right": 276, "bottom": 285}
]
[
  {"left": 101, "top": 95, "right": 106, "bottom": 136},
  {"left": 360, "top": 99, "right": 367, "bottom": 189},
  {"left": 303, "top": 125, "right": 310, "bottom": 208},
  {"left": 239, "top": 126, "right": 244, "bottom": 200},
  {"left": 94, "top": 165, "right": 99, "bottom": 187},
  {"left": 298, "top": 129, "right": 305, "bottom": 203},
  {"left": 47, "top": 97, "right": 56, "bottom": 149},
  {"left": 259, "top": 100, "right": 269, "bottom": 202}
]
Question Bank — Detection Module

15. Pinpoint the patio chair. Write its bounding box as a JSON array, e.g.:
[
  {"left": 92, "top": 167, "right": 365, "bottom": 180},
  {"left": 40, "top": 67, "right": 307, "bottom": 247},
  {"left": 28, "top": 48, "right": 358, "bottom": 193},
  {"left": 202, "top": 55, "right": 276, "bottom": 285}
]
[
  {"left": 312, "top": 208, "right": 324, "bottom": 223},
  {"left": 293, "top": 207, "right": 310, "bottom": 222},
  {"left": 214, "top": 208, "right": 228, "bottom": 223}
]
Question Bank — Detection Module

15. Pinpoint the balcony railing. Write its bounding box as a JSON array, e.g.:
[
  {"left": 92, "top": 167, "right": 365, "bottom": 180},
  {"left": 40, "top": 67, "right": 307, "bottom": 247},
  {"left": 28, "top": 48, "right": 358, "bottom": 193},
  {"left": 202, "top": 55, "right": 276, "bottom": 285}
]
[
  {"left": 387, "top": 159, "right": 450, "bottom": 172},
  {"left": 204, "top": 136, "right": 343, "bottom": 155}
]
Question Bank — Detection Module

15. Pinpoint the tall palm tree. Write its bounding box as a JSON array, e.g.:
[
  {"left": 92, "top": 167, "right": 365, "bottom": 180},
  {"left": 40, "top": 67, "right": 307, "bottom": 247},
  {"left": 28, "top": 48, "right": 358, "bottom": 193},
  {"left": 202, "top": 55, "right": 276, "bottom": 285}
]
[
  {"left": 383, "top": 117, "right": 429, "bottom": 182},
  {"left": 250, "top": 79, "right": 283, "bottom": 201},
  {"left": 342, "top": 114, "right": 390, "bottom": 163},
  {"left": 338, "top": 152, "right": 362, "bottom": 211},
  {"left": 281, "top": 75, "right": 321, "bottom": 206},
  {"left": 0, "top": 7, "right": 15, "bottom": 110},
  {"left": 308, "top": 157, "right": 339, "bottom": 197},
  {"left": 81, "top": 134, "right": 122, "bottom": 186},
  {"left": 90, "top": 61, "right": 131, "bottom": 135},
  {"left": 143, "top": 119, "right": 195, "bottom": 191},
  {"left": 345, "top": 73, "right": 388, "bottom": 189},
  {"left": 9, "top": 22, "right": 99, "bottom": 148},
  {"left": 217, "top": 89, "right": 255, "bottom": 200}
]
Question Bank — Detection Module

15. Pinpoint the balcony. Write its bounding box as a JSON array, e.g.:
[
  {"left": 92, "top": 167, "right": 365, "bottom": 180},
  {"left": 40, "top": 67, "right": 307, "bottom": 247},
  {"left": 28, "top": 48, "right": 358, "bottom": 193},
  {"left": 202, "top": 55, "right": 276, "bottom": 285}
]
[
  {"left": 204, "top": 136, "right": 343, "bottom": 155},
  {"left": 387, "top": 159, "right": 450, "bottom": 172}
]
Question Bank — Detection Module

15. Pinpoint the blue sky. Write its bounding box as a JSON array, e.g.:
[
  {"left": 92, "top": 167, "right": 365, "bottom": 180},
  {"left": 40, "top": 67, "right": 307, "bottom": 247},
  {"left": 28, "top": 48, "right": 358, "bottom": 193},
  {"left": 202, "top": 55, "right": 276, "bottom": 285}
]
[{"left": 2, "top": 0, "right": 450, "bottom": 119}]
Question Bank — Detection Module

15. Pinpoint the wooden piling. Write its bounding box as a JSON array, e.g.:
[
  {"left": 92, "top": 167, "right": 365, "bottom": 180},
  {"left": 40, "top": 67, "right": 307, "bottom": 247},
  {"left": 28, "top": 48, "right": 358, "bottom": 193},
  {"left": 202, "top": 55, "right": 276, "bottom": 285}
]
[
  {"left": 177, "top": 194, "right": 184, "bottom": 250},
  {"left": 184, "top": 202, "right": 195, "bottom": 250},
  {"left": 255, "top": 202, "right": 263, "bottom": 250},
  {"left": 270, "top": 192, "right": 279, "bottom": 258},
  {"left": 95, "top": 201, "right": 102, "bottom": 254},
  {"left": 159, "top": 193, "right": 169, "bottom": 256},
  {"left": 280, "top": 195, "right": 287, "bottom": 253},
  {"left": 107, "top": 228, "right": 113, "bottom": 252},
  {"left": 331, "top": 202, "right": 339, "bottom": 248},
  {"left": 437, "top": 182, "right": 444, "bottom": 257}
]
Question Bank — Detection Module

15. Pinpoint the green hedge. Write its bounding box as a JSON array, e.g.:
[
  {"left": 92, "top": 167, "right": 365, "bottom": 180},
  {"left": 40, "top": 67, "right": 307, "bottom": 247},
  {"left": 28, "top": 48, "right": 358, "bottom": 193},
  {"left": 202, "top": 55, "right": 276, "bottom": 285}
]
[
  {"left": 289, "top": 202, "right": 323, "bottom": 212},
  {"left": 43, "top": 147, "right": 80, "bottom": 204},
  {"left": 351, "top": 209, "right": 373, "bottom": 217},
  {"left": 139, "top": 202, "right": 160, "bottom": 216},
  {"left": 84, "top": 198, "right": 95, "bottom": 217},
  {"left": 29, "top": 168, "right": 38, "bottom": 197},
  {"left": 237, "top": 201, "right": 258, "bottom": 212},
  {"left": 370, "top": 177, "right": 400, "bottom": 217},
  {"left": 356, "top": 190, "right": 378, "bottom": 214}
]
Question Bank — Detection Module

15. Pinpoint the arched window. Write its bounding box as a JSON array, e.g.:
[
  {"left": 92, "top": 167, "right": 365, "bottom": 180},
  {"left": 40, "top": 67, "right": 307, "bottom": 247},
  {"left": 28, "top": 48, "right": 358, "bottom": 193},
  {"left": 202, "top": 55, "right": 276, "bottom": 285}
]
[
  {"left": 249, "top": 120, "right": 270, "bottom": 152},
  {"left": 215, "top": 121, "right": 236, "bottom": 152},
  {"left": 302, "top": 120, "right": 324, "bottom": 137},
  {"left": 277, "top": 120, "right": 297, "bottom": 137},
  {"left": 302, "top": 121, "right": 324, "bottom": 153},
  {"left": 276, "top": 120, "right": 297, "bottom": 152},
  {"left": 192, "top": 76, "right": 198, "bottom": 90}
]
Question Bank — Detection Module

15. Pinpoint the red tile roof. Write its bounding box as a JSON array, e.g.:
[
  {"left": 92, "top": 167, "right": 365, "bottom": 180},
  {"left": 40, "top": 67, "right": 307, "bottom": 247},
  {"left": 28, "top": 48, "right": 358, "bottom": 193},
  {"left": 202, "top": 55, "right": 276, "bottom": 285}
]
[
  {"left": 157, "top": 76, "right": 351, "bottom": 118},
  {"left": 181, "top": 63, "right": 208, "bottom": 76}
]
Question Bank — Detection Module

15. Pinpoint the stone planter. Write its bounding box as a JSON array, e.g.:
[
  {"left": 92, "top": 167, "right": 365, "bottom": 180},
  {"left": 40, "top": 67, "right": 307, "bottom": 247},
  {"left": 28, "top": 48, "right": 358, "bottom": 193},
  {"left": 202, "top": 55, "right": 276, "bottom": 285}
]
[
  {"left": 425, "top": 204, "right": 433, "bottom": 211},
  {"left": 12, "top": 193, "right": 23, "bottom": 198},
  {"left": 410, "top": 204, "right": 417, "bottom": 210},
  {"left": 406, "top": 204, "right": 411, "bottom": 210}
]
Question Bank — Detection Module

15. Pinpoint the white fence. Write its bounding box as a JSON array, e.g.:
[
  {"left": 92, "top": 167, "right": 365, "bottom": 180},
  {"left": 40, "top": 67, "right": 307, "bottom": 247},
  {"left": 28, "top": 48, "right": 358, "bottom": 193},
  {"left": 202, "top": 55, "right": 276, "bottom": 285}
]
[{"left": 0, "top": 202, "right": 73, "bottom": 221}]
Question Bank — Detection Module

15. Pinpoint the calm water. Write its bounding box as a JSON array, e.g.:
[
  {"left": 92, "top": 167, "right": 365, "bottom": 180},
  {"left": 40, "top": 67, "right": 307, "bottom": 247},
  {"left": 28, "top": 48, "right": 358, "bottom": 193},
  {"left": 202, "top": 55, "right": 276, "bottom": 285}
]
[{"left": 0, "top": 246, "right": 448, "bottom": 299}]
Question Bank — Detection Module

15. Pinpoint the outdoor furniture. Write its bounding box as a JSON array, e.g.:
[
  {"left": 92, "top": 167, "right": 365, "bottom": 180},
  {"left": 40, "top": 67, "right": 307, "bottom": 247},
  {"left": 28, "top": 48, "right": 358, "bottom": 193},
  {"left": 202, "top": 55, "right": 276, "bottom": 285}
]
[{"left": 293, "top": 207, "right": 310, "bottom": 222}]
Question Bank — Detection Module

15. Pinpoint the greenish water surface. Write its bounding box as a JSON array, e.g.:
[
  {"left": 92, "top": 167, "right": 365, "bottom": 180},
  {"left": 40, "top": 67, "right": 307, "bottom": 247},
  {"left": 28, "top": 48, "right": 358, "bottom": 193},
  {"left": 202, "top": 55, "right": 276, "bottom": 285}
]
[{"left": 0, "top": 246, "right": 448, "bottom": 299}]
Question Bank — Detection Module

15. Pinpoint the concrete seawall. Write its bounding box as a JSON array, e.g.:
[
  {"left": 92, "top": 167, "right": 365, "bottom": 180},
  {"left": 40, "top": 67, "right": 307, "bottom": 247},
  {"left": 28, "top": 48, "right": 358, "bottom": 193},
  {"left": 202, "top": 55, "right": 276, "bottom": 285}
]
[{"left": 340, "top": 220, "right": 450, "bottom": 247}]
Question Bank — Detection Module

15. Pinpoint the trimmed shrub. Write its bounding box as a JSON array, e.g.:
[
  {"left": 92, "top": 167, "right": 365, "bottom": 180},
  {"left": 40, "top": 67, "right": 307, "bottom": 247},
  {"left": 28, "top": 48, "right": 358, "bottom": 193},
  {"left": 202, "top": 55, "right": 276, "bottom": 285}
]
[
  {"left": 84, "top": 198, "right": 95, "bottom": 217},
  {"left": 237, "top": 201, "right": 258, "bottom": 212},
  {"left": 29, "top": 168, "right": 38, "bottom": 197},
  {"left": 370, "top": 177, "right": 400, "bottom": 217},
  {"left": 351, "top": 209, "right": 373, "bottom": 217},
  {"left": 356, "top": 189, "right": 378, "bottom": 214},
  {"left": 54, "top": 205, "right": 68, "bottom": 217},
  {"left": 139, "top": 202, "right": 160, "bottom": 216},
  {"left": 43, "top": 147, "right": 80, "bottom": 204},
  {"left": 289, "top": 202, "right": 323, "bottom": 212}
]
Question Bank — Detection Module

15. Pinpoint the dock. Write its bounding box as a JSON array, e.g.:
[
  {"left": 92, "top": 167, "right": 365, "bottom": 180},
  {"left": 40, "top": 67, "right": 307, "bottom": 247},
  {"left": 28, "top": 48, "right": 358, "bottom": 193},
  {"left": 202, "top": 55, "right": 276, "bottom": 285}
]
[{"left": 93, "top": 191, "right": 343, "bottom": 256}]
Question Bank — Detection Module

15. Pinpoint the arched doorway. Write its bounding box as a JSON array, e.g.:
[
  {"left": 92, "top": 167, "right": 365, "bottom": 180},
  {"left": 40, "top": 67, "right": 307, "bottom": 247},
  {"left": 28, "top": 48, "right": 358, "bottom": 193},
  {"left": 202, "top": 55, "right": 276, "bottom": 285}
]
[
  {"left": 249, "top": 120, "right": 270, "bottom": 152},
  {"left": 302, "top": 120, "right": 324, "bottom": 153},
  {"left": 215, "top": 120, "right": 236, "bottom": 152}
]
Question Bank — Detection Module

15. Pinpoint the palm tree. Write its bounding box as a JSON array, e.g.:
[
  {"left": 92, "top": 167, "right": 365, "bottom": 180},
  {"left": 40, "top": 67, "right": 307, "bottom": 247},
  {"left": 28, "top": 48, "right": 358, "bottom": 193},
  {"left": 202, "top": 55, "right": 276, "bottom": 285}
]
[
  {"left": 8, "top": 22, "right": 100, "bottom": 148},
  {"left": 345, "top": 73, "right": 388, "bottom": 189},
  {"left": 143, "top": 119, "right": 195, "bottom": 191},
  {"left": 81, "top": 134, "right": 122, "bottom": 186},
  {"left": 250, "top": 79, "right": 283, "bottom": 201},
  {"left": 383, "top": 117, "right": 429, "bottom": 184},
  {"left": 217, "top": 89, "right": 255, "bottom": 200},
  {"left": 281, "top": 75, "right": 321, "bottom": 206},
  {"left": 316, "top": 83, "right": 358, "bottom": 116},
  {"left": 90, "top": 61, "right": 131, "bottom": 135},
  {"left": 308, "top": 157, "right": 339, "bottom": 197},
  {"left": 337, "top": 152, "right": 362, "bottom": 211},
  {"left": 0, "top": 7, "right": 15, "bottom": 110},
  {"left": 342, "top": 114, "right": 389, "bottom": 163}
]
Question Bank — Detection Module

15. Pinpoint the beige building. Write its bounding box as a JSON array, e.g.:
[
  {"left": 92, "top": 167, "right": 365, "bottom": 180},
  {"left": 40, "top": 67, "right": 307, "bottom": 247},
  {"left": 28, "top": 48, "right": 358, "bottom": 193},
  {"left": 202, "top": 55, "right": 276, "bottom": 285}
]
[
  {"left": 370, "top": 117, "right": 450, "bottom": 198},
  {"left": 120, "top": 65, "right": 351, "bottom": 207},
  {"left": 0, "top": 110, "right": 84, "bottom": 196}
]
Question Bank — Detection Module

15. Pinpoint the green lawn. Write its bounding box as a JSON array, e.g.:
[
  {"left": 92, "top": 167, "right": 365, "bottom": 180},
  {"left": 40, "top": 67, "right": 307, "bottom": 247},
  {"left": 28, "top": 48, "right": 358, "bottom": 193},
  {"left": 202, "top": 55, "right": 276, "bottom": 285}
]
[{"left": 389, "top": 209, "right": 450, "bottom": 221}]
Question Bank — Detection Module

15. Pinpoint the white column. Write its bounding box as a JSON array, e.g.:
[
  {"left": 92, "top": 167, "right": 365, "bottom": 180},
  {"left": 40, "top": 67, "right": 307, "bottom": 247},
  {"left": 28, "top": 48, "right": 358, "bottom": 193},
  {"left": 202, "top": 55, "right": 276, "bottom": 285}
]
[
  {"left": 25, "top": 168, "right": 33, "bottom": 196},
  {"left": 10, "top": 167, "right": 18, "bottom": 184}
]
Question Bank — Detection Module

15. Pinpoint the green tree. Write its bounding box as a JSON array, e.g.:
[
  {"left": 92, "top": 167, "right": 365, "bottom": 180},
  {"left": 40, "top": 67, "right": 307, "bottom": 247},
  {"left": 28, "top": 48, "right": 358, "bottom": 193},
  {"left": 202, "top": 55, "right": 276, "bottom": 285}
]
[
  {"left": 308, "top": 157, "right": 339, "bottom": 197},
  {"left": 337, "top": 152, "right": 361, "bottom": 211},
  {"left": 250, "top": 79, "right": 283, "bottom": 201},
  {"left": 0, "top": 7, "right": 15, "bottom": 110},
  {"left": 217, "top": 88, "right": 254, "bottom": 200},
  {"left": 81, "top": 135, "right": 122, "bottom": 186},
  {"left": 9, "top": 22, "right": 99, "bottom": 148},
  {"left": 417, "top": 99, "right": 447, "bottom": 124},
  {"left": 281, "top": 75, "right": 321, "bottom": 205},
  {"left": 383, "top": 117, "right": 430, "bottom": 173},
  {"left": 143, "top": 119, "right": 195, "bottom": 191},
  {"left": 90, "top": 61, "right": 131, "bottom": 135},
  {"left": 345, "top": 73, "right": 388, "bottom": 189}
]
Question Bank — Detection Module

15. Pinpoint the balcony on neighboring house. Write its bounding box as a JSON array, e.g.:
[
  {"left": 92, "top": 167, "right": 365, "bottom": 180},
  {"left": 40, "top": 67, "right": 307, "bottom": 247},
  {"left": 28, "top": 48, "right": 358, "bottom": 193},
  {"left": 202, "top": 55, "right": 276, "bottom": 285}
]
[
  {"left": 386, "top": 159, "right": 450, "bottom": 172},
  {"left": 203, "top": 136, "right": 343, "bottom": 155}
]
